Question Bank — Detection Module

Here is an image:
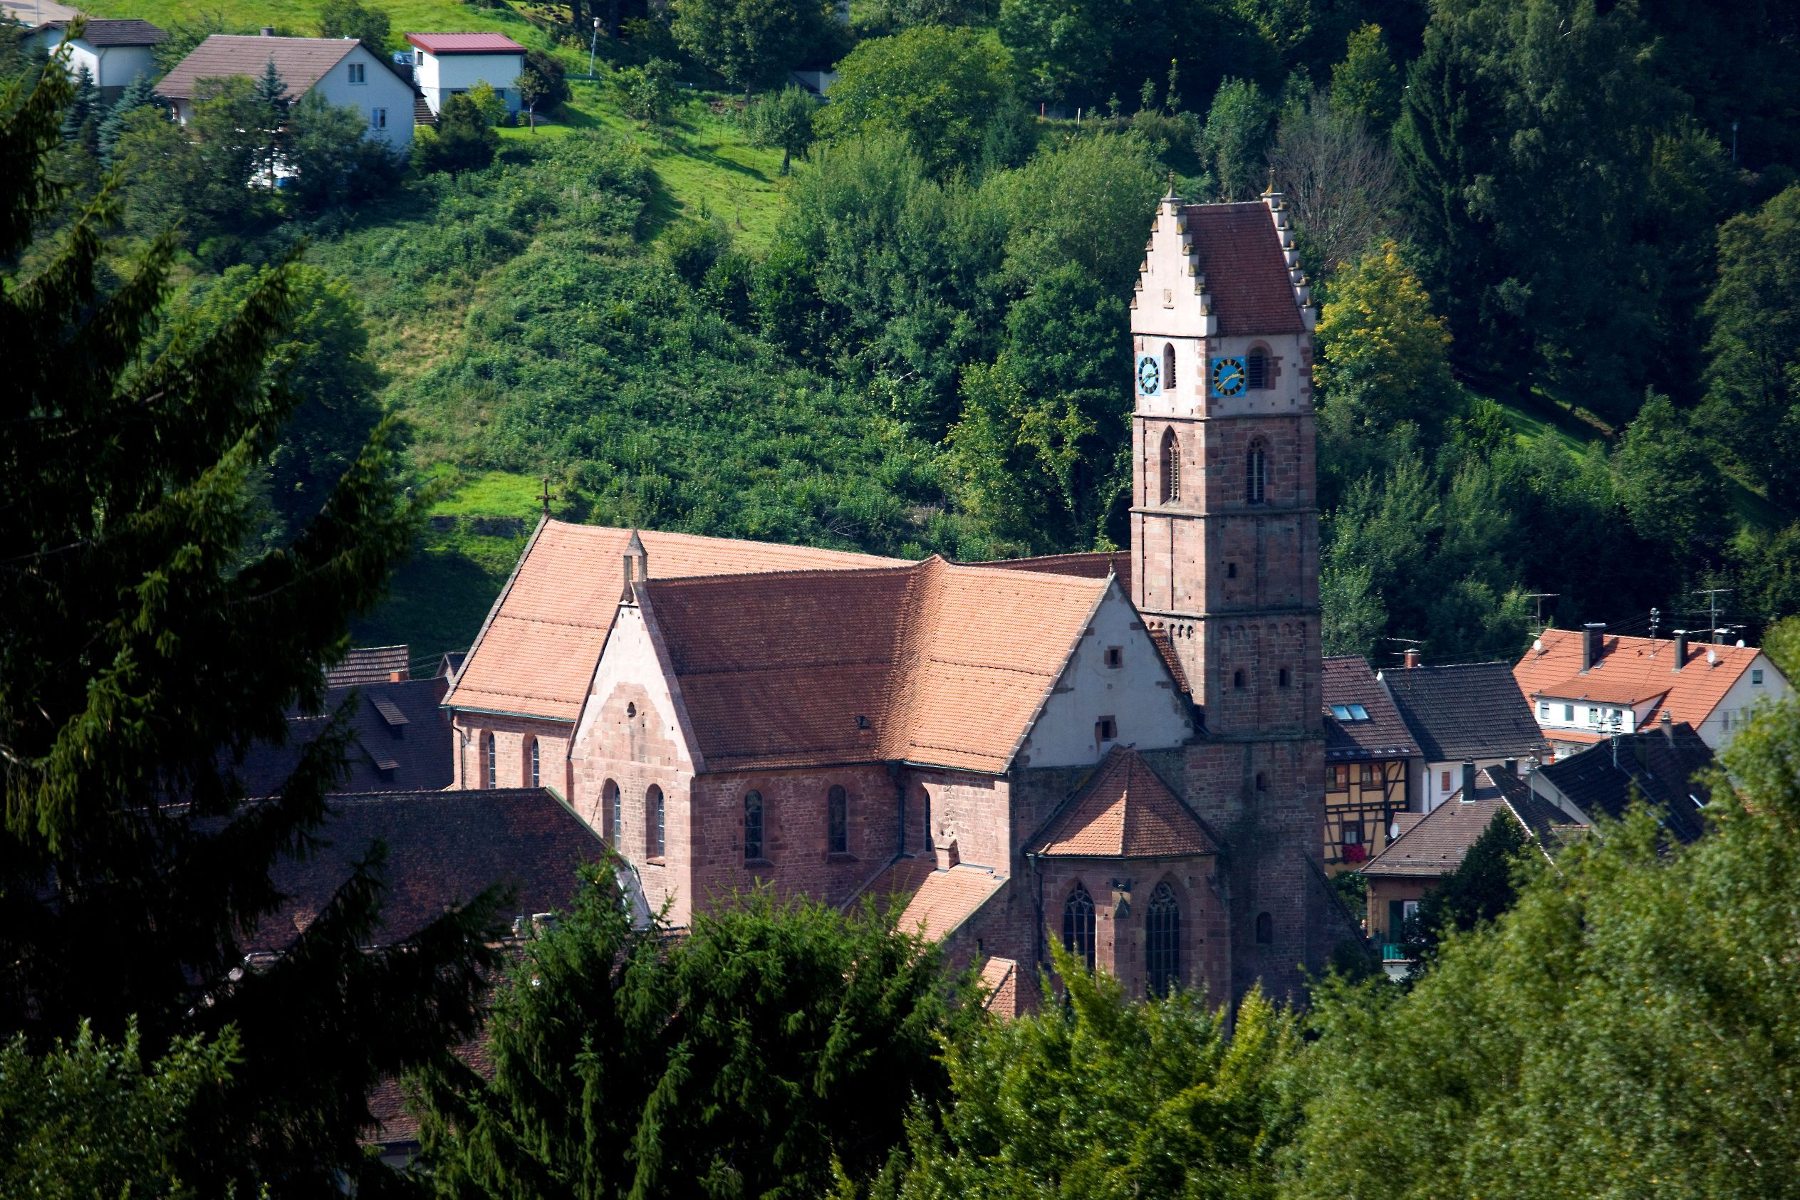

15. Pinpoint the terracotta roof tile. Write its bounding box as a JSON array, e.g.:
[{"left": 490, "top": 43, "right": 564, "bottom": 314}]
[
  {"left": 157, "top": 34, "right": 359, "bottom": 101},
  {"left": 36, "top": 18, "right": 167, "bottom": 45},
  {"left": 644, "top": 557, "right": 1110, "bottom": 773},
  {"left": 1514, "top": 629, "right": 1771, "bottom": 730},
  {"left": 1181, "top": 202, "right": 1306, "bottom": 337},
  {"left": 979, "top": 956, "right": 1021, "bottom": 1016},
  {"left": 896, "top": 864, "right": 1006, "bottom": 941},
  {"left": 247, "top": 788, "right": 604, "bottom": 953},
  {"left": 1032, "top": 746, "right": 1219, "bottom": 859},
  {"left": 446, "top": 521, "right": 902, "bottom": 721},
  {"left": 1323, "top": 655, "right": 1417, "bottom": 760},
  {"left": 405, "top": 32, "right": 526, "bottom": 54}
]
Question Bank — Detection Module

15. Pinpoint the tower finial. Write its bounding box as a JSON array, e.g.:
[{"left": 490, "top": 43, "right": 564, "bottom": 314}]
[{"left": 1264, "top": 165, "right": 1276, "bottom": 195}]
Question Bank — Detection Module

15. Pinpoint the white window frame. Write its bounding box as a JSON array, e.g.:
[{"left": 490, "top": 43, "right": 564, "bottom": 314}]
[
  {"left": 371, "top": 106, "right": 386, "bottom": 128},
  {"left": 348, "top": 62, "right": 366, "bottom": 84}
]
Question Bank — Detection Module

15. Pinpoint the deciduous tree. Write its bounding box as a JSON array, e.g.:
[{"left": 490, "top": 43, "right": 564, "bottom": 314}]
[{"left": 815, "top": 26, "right": 1011, "bottom": 178}]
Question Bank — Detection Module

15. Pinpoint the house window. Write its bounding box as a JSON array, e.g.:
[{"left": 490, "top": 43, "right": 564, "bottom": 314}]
[
  {"left": 1096, "top": 716, "right": 1118, "bottom": 742},
  {"left": 1163, "top": 342, "right": 1177, "bottom": 389},
  {"left": 1332, "top": 765, "right": 1348, "bottom": 787},
  {"left": 1721, "top": 709, "right": 1732, "bottom": 732},
  {"left": 1062, "top": 884, "right": 1096, "bottom": 971},
  {"left": 1538, "top": 701, "right": 1549, "bottom": 719},
  {"left": 1247, "top": 350, "right": 1269, "bottom": 389},
  {"left": 1255, "top": 911, "right": 1273, "bottom": 945},
  {"left": 1440, "top": 770, "right": 1451, "bottom": 792},
  {"left": 484, "top": 733, "right": 496, "bottom": 789},
  {"left": 1160, "top": 428, "right": 1180, "bottom": 504},
  {"left": 827, "top": 784, "right": 848, "bottom": 854},
  {"left": 648, "top": 785, "right": 665, "bottom": 858},
  {"left": 1246, "top": 441, "right": 1267, "bottom": 504},
  {"left": 604, "top": 779, "right": 620, "bottom": 847},
  {"left": 1360, "top": 763, "right": 1376, "bottom": 785},
  {"left": 1588, "top": 707, "right": 1600, "bottom": 725},
  {"left": 1564, "top": 704, "right": 1575, "bottom": 721},
  {"left": 1145, "top": 882, "right": 1180, "bottom": 996},
  {"left": 1255, "top": 771, "right": 1268, "bottom": 792},
  {"left": 371, "top": 106, "right": 387, "bottom": 128},
  {"left": 1343, "top": 822, "right": 1361, "bottom": 845},
  {"left": 1753, "top": 669, "right": 1764, "bottom": 685},
  {"left": 1104, "top": 646, "right": 1123, "bottom": 669},
  {"left": 527, "top": 737, "right": 539, "bottom": 787},
  {"left": 1226, "top": 561, "right": 1237, "bottom": 579},
  {"left": 744, "top": 789, "right": 765, "bottom": 861},
  {"left": 1233, "top": 669, "right": 1246, "bottom": 689},
  {"left": 1278, "top": 667, "right": 1290, "bottom": 688},
  {"left": 348, "top": 62, "right": 365, "bottom": 83}
]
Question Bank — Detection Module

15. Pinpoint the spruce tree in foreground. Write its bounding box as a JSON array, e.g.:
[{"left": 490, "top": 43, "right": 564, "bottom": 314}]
[{"left": 0, "top": 53, "right": 503, "bottom": 1194}]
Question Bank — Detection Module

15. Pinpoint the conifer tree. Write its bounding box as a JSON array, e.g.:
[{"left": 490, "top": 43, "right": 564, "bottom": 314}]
[
  {"left": 0, "top": 53, "right": 503, "bottom": 1193},
  {"left": 97, "top": 70, "right": 155, "bottom": 169}
]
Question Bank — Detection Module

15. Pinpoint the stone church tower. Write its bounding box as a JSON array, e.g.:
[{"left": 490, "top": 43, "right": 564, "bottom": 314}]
[{"left": 1128, "top": 187, "right": 1330, "bottom": 999}]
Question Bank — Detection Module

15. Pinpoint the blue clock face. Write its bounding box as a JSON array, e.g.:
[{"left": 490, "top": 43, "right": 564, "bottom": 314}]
[
  {"left": 1211, "top": 356, "right": 1246, "bottom": 397},
  {"left": 1137, "top": 355, "right": 1160, "bottom": 396}
]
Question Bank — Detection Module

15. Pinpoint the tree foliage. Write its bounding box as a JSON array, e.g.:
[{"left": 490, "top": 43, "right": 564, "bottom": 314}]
[
  {"left": 415, "top": 92, "right": 500, "bottom": 174},
  {"left": 318, "top": 0, "right": 392, "bottom": 50},
  {"left": 746, "top": 82, "right": 816, "bottom": 173},
  {"left": 1314, "top": 239, "right": 1454, "bottom": 437},
  {"left": 0, "top": 55, "right": 501, "bottom": 1193},
  {"left": 418, "top": 877, "right": 973, "bottom": 1199},
  {"left": 1200, "top": 75, "right": 1274, "bottom": 199},
  {"left": 671, "top": 0, "right": 836, "bottom": 97},
  {"left": 1329, "top": 21, "right": 1398, "bottom": 135},
  {"left": 816, "top": 25, "right": 1012, "bottom": 177}
]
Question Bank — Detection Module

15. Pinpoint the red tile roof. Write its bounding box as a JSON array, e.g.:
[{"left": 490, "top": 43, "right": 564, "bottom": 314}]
[
  {"left": 1182, "top": 202, "right": 1306, "bottom": 337},
  {"left": 405, "top": 32, "right": 526, "bottom": 54},
  {"left": 1514, "top": 629, "right": 1767, "bottom": 729},
  {"left": 1359, "top": 768, "right": 1582, "bottom": 879},
  {"left": 643, "top": 556, "right": 1111, "bottom": 773},
  {"left": 1032, "top": 746, "right": 1220, "bottom": 859},
  {"left": 326, "top": 644, "right": 409, "bottom": 687},
  {"left": 896, "top": 864, "right": 1006, "bottom": 941},
  {"left": 446, "top": 521, "right": 902, "bottom": 722},
  {"left": 979, "top": 956, "right": 1022, "bottom": 1016},
  {"left": 156, "top": 34, "right": 359, "bottom": 101}
]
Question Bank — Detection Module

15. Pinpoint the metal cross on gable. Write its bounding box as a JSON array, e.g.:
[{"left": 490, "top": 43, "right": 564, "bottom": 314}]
[{"left": 537, "top": 475, "right": 556, "bottom": 516}]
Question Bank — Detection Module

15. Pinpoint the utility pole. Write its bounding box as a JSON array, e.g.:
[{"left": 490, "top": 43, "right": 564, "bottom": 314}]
[
  {"left": 589, "top": 17, "right": 600, "bottom": 78},
  {"left": 1524, "top": 593, "right": 1560, "bottom": 637},
  {"left": 1695, "top": 587, "right": 1733, "bottom": 641}
]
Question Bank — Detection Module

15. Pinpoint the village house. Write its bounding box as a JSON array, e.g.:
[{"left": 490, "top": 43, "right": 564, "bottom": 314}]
[
  {"left": 1514, "top": 625, "right": 1792, "bottom": 760},
  {"left": 1321, "top": 655, "right": 1418, "bottom": 872},
  {"left": 1527, "top": 716, "right": 1715, "bottom": 843},
  {"left": 1359, "top": 762, "right": 1583, "bottom": 976},
  {"left": 1381, "top": 658, "right": 1550, "bottom": 810},
  {"left": 25, "top": 18, "right": 166, "bottom": 97},
  {"left": 156, "top": 31, "right": 417, "bottom": 152},
  {"left": 444, "top": 186, "right": 1361, "bottom": 1006},
  {"left": 405, "top": 32, "right": 525, "bottom": 118}
]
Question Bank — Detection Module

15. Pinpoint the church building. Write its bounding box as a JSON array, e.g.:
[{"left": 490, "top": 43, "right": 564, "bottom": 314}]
[{"left": 443, "top": 187, "right": 1351, "bottom": 1005}]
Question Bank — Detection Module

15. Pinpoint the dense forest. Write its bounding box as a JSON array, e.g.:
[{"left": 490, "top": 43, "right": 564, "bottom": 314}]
[{"left": 13, "top": 0, "right": 1800, "bottom": 667}]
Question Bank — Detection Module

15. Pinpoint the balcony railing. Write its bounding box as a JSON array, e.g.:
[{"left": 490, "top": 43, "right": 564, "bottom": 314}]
[{"left": 1380, "top": 943, "right": 1408, "bottom": 962}]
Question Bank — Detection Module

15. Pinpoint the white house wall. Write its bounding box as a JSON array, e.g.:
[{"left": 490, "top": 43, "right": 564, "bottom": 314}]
[
  {"left": 1015, "top": 584, "right": 1194, "bottom": 769},
  {"left": 1701, "top": 651, "right": 1794, "bottom": 748},
  {"left": 311, "top": 44, "right": 416, "bottom": 150},
  {"left": 417, "top": 51, "right": 523, "bottom": 114},
  {"left": 28, "top": 34, "right": 157, "bottom": 90}
]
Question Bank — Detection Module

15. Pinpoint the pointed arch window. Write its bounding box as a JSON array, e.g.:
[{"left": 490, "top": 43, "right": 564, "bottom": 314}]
[
  {"left": 527, "top": 737, "right": 540, "bottom": 788},
  {"left": 827, "top": 784, "right": 848, "bottom": 855},
  {"left": 1162, "top": 342, "right": 1177, "bottom": 390},
  {"left": 1146, "top": 882, "right": 1181, "bottom": 995},
  {"left": 1255, "top": 911, "right": 1274, "bottom": 945},
  {"left": 1063, "top": 883, "right": 1096, "bottom": 972},
  {"left": 1247, "top": 344, "right": 1271, "bottom": 390},
  {"left": 744, "top": 790, "right": 765, "bottom": 862},
  {"left": 1160, "top": 428, "right": 1181, "bottom": 504},
  {"left": 648, "top": 785, "right": 665, "bottom": 858},
  {"left": 1246, "top": 440, "right": 1267, "bottom": 505},
  {"left": 484, "top": 733, "right": 496, "bottom": 789},
  {"left": 605, "top": 779, "right": 621, "bottom": 847}
]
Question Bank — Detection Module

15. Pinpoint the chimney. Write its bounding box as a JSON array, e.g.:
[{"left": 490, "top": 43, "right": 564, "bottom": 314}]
[
  {"left": 388, "top": 668, "right": 408, "bottom": 683},
  {"left": 1403, "top": 647, "right": 1421, "bottom": 669},
  {"left": 260, "top": 25, "right": 275, "bottom": 35},
  {"left": 1503, "top": 757, "right": 1517, "bottom": 777},
  {"left": 1659, "top": 709, "right": 1674, "bottom": 742},
  {"left": 1461, "top": 760, "right": 1477, "bottom": 802},
  {"left": 1713, "top": 627, "right": 1727, "bottom": 645},
  {"left": 1580, "top": 622, "right": 1606, "bottom": 672},
  {"left": 1672, "top": 629, "right": 1687, "bottom": 671},
  {"left": 934, "top": 836, "right": 959, "bottom": 871}
]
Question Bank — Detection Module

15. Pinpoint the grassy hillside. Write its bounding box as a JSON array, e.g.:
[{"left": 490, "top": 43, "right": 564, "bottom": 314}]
[{"left": 92, "top": 0, "right": 538, "bottom": 41}]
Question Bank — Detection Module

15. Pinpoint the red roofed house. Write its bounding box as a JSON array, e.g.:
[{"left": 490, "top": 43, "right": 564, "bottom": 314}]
[
  {"left": 445, "top": 187, "right": 1355, "bottom": 1006},
  {"left": 1514, "top": 625, "right": 1792, "bottom": 761},
  {"left": 406, "top": 33, "right": 526, "bottom": 118}
]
